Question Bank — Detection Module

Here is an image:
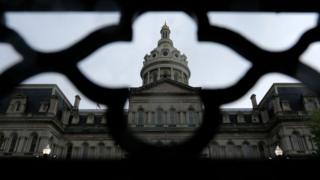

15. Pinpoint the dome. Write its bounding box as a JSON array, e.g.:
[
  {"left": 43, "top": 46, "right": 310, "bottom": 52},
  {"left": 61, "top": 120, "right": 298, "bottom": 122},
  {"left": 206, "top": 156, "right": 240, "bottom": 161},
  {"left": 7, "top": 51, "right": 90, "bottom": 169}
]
[{"left": 140, "top": 23, "right": 190, "bottom": 86}]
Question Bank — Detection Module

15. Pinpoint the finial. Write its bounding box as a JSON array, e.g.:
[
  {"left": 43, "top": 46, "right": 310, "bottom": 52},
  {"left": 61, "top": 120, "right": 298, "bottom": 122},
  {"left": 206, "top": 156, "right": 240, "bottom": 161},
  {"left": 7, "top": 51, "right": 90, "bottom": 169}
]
[{"left": 162, "top": 21, "right": 169, "bottom": 29}]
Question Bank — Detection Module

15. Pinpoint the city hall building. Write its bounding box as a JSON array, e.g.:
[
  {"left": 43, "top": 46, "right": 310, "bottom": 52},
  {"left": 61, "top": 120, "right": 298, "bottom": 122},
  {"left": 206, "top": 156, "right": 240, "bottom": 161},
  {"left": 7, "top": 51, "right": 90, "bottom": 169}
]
[{"left": 0, "top": 24, "right": 317, "bottom": 159}]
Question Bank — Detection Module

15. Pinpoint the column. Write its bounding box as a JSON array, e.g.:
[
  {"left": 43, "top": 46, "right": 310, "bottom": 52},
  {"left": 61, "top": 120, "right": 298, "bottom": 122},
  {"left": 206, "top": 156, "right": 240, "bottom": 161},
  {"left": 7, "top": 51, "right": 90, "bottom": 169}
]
[
  {"left": 157, "top": 68, "right": 161, "bottom": 80},
  {"left": 147, "top": 71, "right": 150, "bottom": 84},
  {"left": 170, "top": 67, "right": 174, "bottom": 80}
]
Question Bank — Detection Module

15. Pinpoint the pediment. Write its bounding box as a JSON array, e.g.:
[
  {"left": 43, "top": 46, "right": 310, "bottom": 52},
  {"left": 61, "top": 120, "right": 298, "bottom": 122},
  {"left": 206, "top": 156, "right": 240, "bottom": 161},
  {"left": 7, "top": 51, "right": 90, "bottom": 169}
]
[{"left": 133, "top": 80, "right": 197, "bottom": 94}]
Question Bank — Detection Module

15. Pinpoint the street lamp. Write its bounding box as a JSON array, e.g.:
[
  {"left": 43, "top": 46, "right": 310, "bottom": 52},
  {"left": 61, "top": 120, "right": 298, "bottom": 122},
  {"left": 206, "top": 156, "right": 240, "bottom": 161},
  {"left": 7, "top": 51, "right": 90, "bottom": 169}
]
[
  {"left": 275, "top": 145, "right": 283, "bottom": 157},
  {"left": 42, "top": 144, "right": 52, "bottom": 158}
]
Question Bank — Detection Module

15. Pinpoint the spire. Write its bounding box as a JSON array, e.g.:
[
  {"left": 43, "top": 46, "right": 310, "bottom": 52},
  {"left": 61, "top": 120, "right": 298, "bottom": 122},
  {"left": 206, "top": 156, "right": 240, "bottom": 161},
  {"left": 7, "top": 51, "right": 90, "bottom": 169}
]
[
  {"left": 161, "top": 22, "right": 170, "bottom": 39},
  {"left": 158, "top": 22, "right": 173, "bottom": 46}
]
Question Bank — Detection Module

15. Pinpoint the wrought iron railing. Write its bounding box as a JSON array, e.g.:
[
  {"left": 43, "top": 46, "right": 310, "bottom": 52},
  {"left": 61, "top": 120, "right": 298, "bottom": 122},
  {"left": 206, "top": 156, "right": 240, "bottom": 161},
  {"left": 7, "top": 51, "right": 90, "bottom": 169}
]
[{"left": 2, "top": 0, "right": 320, "bottom": 160}]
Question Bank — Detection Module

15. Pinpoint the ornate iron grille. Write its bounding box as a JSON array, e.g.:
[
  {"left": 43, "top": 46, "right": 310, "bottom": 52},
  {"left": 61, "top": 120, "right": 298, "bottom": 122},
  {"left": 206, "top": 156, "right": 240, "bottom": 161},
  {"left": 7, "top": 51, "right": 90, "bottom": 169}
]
[{"left": 2, "top": 0, "right": 320, "bottom": 161}]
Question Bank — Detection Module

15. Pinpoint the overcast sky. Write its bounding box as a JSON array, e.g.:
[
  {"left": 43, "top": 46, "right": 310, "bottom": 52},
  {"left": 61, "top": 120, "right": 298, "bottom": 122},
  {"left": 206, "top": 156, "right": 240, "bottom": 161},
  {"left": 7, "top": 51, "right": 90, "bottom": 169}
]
[{"left": 1, "top": 12, "right": 320, "bottom": 109}]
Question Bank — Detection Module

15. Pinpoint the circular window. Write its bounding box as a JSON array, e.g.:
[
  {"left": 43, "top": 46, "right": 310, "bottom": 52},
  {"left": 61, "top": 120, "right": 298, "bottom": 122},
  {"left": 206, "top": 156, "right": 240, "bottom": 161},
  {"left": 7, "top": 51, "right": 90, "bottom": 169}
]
[
  {"left": 175, "top": 54, "right": 179, "bottom": 57},
  {"left": 152, "top": 53, "right": 156, "bottom": 57},
  {"left": 163, "top": 51, "right": 168, "bottom": 56}
]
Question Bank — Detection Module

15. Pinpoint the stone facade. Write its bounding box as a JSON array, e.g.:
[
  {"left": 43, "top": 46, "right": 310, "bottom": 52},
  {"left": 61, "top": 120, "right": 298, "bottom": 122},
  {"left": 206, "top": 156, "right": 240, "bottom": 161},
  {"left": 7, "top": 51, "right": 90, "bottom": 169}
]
[{"left": 0, "top": 24, "right": 318, "bottom": 159}]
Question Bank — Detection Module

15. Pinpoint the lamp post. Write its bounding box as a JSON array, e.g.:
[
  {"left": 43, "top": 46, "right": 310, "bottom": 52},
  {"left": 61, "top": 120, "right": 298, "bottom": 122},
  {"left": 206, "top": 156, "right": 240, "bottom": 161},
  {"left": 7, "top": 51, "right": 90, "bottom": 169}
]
[
  {"left": 275, "top": 145, "right": 283, "bottom": 157},
  {"left": 42, "top": 144, "right": 52, "bottom": 159},
  {"left": 274, "top": 145, "right": 289, "bottom": 159}
]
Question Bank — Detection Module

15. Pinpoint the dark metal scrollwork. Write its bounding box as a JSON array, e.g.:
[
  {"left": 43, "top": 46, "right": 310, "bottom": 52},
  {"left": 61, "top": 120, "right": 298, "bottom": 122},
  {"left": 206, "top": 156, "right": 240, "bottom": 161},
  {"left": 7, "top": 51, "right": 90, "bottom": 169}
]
[{"left": 1, "top": 0, "right": 320, "bottom": 159}]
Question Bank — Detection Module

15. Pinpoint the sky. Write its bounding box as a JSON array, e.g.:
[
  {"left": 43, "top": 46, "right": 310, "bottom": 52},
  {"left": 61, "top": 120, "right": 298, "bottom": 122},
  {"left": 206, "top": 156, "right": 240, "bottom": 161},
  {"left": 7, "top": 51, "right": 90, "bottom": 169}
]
[{"left": 1, "top": 12, "right": 320, "bottom": 109}]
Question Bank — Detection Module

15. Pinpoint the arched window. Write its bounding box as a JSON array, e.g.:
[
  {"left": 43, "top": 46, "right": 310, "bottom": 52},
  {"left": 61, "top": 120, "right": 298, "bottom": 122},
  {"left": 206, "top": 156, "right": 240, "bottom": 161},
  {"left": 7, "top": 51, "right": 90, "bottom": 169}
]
[
  {"left": 174, "top": 72, "right": 179, "bottom": 81},
  {"left": 9, "top": 133, "right": 18, "bottom": 153},
  {"left": 151, "top": 70, "right": 157, "bottom": 83},
  {"left": 90, "top": 146, "right": 96, "bottom": 159},
  {"left": 258, "top": 141, "right": 266, "bottom": 159},
  {"left": 137, "top": 108, "right": 144, "bottom": 126},
  {"left": 82, "top": 143, "right": 89, "bottom": 159},
  {"left": 157, "top": 107, "right": 164, "bottom": 126},
  {"left": 226, "top": 141, "right": 235, "bottom": 159},
  {"left": 98, "top": 142, "right": 105, "bottom": 159},
  {"left": 242, "top": 141, "right": 253, "bottom": 158},
  {"left": 291, "top": 131, "right": 306, "bottom": 152},
  {"left": 211, "top": 142, "right": 220, "bottom": 159},
  {"left": 0, "top": 133, "right": 4, "bottom": 151},
  {"left": 66, "top": 143, "right": 73, "bottom": 160},
  {"left": 151, "top": 112, "right": 155, "bottom": 125},
  {"left": 29, "top": 133, "right": 38, "bottom": 153},
  {"left": 169, "top": 108, "right": 176, "bottom": 126},
  {"left": 106, "top": 146, "right": 112, "bottom": 158}
]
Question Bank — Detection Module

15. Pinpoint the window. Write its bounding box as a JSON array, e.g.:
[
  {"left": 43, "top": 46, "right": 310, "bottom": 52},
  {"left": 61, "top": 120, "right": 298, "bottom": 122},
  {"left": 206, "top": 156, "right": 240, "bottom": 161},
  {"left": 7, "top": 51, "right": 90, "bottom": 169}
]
[
  {"left": 9, "top": 133, "right": 18, "bottom": 153},
  {"left": 188, "top": 107, "right": 197, "bottom": 126},
  {"left": 98, "top": 143, "right": 105, "bottom": 159},
  {"left": 29, "top": 133, "right": 38, "bottom": 153},
  {"left": 157, "top": 108, "right": 164, "bottom": 126},
  {"left": 151, "top": 112, "right": 156, "bottom": 125},
  {"left": 174, "top": 72, "right": 180, "bottom": 81},
  {"left": 137, "top": 108, "right": 144, "bottom": 126},
  {"left": 82, "top": 143, "right": 89, "bottom": 159},
  {"left": 242, "top": 141, "right": 252, "bottom": 158},
  {"left": 90, "top": 146, "right": 96, "bottom": 158},
  {"left": 131, "top": 112, "right": 135, "bottom": 124},
  {"left": 169, "top": 108, "right": 176, "bottom": 126},
  {"left": 291, "top": 131, "right": 306, "bottom": 152},
  {"left": 211, "top": 142, "right": 220, "bottom": 158},
  {"left": 258, "top": 141, "right": 266, "bottom": 159},
  {"left": 106, "top": 146, "right": 112, "bottom": 158},
  {"left": 229, "top": 115, "right": 237, "bottom": 124},
  {"left": 244, "top": 115, "right": 251, "bottom": 123},
  {"left": 226, "top": 141, "right": 235, "bottom": 159},
  {"left": 66, "top": 143, "right": 73, "bottom": 160},
  {"left": 151, "top": 70, "right": 157, "bottom": 83}
]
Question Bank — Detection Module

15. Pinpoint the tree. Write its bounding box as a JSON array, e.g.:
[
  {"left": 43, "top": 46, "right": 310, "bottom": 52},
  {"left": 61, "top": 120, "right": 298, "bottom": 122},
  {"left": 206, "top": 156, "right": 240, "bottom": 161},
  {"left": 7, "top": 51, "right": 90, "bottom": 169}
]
[{"left": 309, "top": 110, "right": 320, "bottom": 156}]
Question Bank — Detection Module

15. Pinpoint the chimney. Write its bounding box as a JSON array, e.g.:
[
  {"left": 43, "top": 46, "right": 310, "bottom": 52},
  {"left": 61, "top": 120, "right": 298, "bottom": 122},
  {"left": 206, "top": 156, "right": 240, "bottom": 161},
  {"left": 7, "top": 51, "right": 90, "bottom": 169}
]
[
  {"left": 73, "top": 95, "right": 81, "bottom": 109},
  {"left": 250, "top": 94, "right": 258, "bottom": 108}
]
